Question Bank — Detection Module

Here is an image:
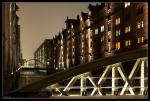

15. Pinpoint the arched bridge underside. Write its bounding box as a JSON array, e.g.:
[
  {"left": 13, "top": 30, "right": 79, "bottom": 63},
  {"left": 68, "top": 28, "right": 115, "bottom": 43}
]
[{"left": 7, "top": 47, "right": 148, "bottom": 98}]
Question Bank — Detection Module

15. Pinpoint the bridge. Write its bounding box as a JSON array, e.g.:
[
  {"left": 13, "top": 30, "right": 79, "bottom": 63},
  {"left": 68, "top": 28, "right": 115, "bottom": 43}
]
[{"left": 6, "top": 47, "right": 148, "bottom": 98}]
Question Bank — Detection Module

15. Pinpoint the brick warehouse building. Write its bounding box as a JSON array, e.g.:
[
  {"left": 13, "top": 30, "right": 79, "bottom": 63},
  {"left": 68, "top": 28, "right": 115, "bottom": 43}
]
[
  {"left": 2, "top": 2, "right": 22, "bottom": 95},
  {"left": 34, "top": 2, "right": 148, "bottom": 74}
]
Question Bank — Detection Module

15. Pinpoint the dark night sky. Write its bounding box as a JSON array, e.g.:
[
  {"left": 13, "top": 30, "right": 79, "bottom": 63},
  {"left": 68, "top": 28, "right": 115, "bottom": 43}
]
[{"left": 17, "top": 2, "right": 100, "bottom": 59}]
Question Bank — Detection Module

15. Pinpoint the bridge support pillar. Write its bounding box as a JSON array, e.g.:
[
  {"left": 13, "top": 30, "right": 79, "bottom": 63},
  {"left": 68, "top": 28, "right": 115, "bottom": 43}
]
[
  {"left": 112, "top": 66, "right": 118, "bottom": 95},
  {"left": 80, "top": 75, "right": 86, "bottom": 96}
]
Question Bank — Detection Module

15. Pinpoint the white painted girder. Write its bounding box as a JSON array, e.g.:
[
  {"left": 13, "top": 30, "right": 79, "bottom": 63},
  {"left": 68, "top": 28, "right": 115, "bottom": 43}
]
[{"left": 50, "top": 57, "right": 147, "bottom": 96}]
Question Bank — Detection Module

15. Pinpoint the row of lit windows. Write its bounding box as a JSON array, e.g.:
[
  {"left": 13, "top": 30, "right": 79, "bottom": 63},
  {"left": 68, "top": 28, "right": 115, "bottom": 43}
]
[
  {"left": 98, "top": 21, "right": 144, "bottom": 35},
  {"left": 124, "top": 2, "right": 130, "bottom": 8},
  {"left": 116, "top": 37, "right": 144, "bottom": 50},
  {"left": 138, "top": 37, "right": 144, "bottom": 43},
  {"left": 137, "top": 21, "right": 144, "bottom": 29}
]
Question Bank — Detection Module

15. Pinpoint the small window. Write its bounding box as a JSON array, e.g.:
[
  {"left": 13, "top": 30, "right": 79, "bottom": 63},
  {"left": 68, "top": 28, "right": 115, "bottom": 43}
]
[
  {"left": 141, "top": 37, "right": 144, "bottom": 43},
  {"left": 129, "top": 40, "right": 131, "bottom": 46},
  {"left": 125, "top": 2, "right": 130, "bottom": 8},
  {"left": 137, "top": 21, "right": 144, "bottom": 29},
  {"left": 125, "top": 40, "right": 131, "bottom": 46},
  {"left": 108, "top": 32, "right": 111, "bottom": 39},
  {"left": 95, "top": 28, "right": 98, "bottom": 35},
  {"left": 116, "top": 43, "right": 118, "bottom": 49},
  {"left": 128, "top": 26, "right": 131, "bottom": 32},
  {"left": 128, "top": 2, "right": 130, "bottom": 6},
  {"left": 141, "top": 21, "right": 144, "bottom": 28},
  {"left": 116, "top": 42, "right": 120, "bottom": 50},
  {"left": 116, "top": 30, "right": 118, "bottom": 37},
  {"left": 125, "top": 40, "right": 128, "bottom": 46},
  {"left": 137, "top": 22, "right": 141, "bottom": 29},
  {"left": 116, "top": 30, "right": 120, "bottom": 36},
  {"left": 118, "top": 42, "right": 120, "bottom": 49},
  {"left": 125, "top": 26, "right": 131, "bottom": 33},
  {"left": 125, "top": 27, "right": 128, "bottom": 33},
  {"left": 138, "top": 38, "right": 140, "bottom": 43},
  {"left": 115, "top": 17, "right": 120, "bottom": 25},
  {"left": 100, "top": 25, "right": 105, "bottom": 32},
  {"left": 125, "top": 3, "right": 128, "bottom": 8},
  {"left": 118, "top": 30, "right": 120, "bottom": 36}
]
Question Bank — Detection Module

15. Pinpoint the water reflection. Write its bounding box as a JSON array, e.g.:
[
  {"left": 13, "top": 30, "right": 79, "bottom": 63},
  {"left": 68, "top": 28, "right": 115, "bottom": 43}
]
[{"left": 19, "top": 70, "right": 46, "bottom": 87}]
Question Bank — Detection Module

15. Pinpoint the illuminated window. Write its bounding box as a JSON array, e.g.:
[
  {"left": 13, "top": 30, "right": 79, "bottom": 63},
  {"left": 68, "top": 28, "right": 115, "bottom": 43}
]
[
  {"left": 71, "top": 24, "right": 73, "bottom": 29},
  {"left": 141, "top": 37, "right": 144, "bottom": 43},
  {"left": 125, "top": 40, "right": 131, "bottom": 46},
  {"left": 137, "top": 22, "right": 141, "bottom": 29},
  {"left": 116, "top": 42, "right": 120, "bottom": 50},
  {"left": 141, "top": 21, "right": 144, "bottom": 28},
  {"left": 128, "top": 26, "right": 131, "bottom": 32},
  {"left": 108, "top": 31, "right": 111, "bottom": 37},
  {"left": 118, "top": 30, "right": 120, "bottom": 36},
  {"left": 125, "top": 2, "right": 130, "bottom": 8},
  {"left": 129, "top": 40, "right": 131, "bottom": 46},
  {"left": 128, "top": 2, "right": 130, "bottom": 6},
  {"left": 116, "top": 43, "right": 118, "bottom": 49},
  {"left": 115, "top": 17, "right": 120, "bottom": 25},
  {"left": 138, "top": 38, "right": 140, "bottom": 43},
  {"left": 125, "top": 26, "right": 131, "bottom": 33},
  {"left": 116, "top": 30, "right": 120, "bottom": 37},
  {"left": 137, "top": 21, "right": 144, "bottom": 29},
  {"left": 116, "top": 30, "right": 118, "bottom": 37},
  {"left": 125, "top": 40, "right": 128, "bottom": 46},
  {"left": 125, "top": 27, "right": 128, "bottom": 33},
  {"left": 125, "top": 3, "right": 128, "bottom": 8},
  {"left": 100, "top": 25, "right": 105, "bottom": 32},
  {"left": 95, "top": 28, "right": 98, "bottom": 35},
  {"left": 88, "top": 11, "right": 91, "bottom": 16},
  {"left": 118, "top": 42, "right": 120, "bottom": 49}
]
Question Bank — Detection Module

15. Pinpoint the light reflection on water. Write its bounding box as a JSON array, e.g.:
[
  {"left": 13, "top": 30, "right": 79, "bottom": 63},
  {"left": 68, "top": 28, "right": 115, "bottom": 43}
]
[{"left": 18, "top": 71, "right": 46, "bottom": 87}]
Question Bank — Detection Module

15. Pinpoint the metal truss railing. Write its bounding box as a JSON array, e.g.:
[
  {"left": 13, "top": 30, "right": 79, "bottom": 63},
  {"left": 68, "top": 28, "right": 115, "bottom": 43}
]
[{"left": 46, "top": 57, "right": 148, "bottom": 96}]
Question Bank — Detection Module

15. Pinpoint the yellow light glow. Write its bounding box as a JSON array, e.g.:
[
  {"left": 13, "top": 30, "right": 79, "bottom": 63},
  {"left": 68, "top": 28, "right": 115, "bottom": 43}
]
[
  {"left": 118, "top": 42, "right": 120, "bottom": 49},
  {"left": 116, "top": 43, "right": 118, "bottom": 50}
]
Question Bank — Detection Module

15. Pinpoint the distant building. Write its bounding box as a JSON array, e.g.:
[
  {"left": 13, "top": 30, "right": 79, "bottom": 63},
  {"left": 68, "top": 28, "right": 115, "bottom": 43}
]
[{"left": 34, "top": 39, "right": 55, "bottom": 74}]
